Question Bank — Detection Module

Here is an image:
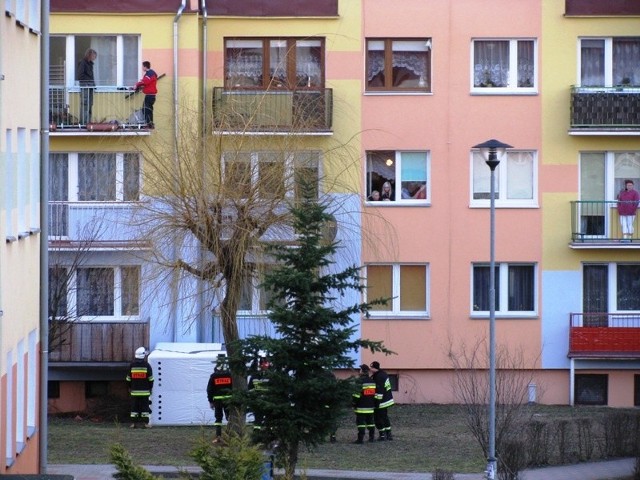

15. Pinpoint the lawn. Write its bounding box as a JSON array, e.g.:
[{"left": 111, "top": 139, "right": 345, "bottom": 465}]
[{"left": 47, "top": 403, "right": 636, "bottom": 475}]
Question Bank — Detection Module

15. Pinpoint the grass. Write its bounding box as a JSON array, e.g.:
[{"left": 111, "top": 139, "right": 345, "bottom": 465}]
[{"left": 48, "top": 404, "right": 636, "bottom": 475}]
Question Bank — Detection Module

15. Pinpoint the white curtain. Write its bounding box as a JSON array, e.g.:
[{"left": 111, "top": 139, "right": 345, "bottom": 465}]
[
  {"left": 581, "top": 39, "right": 604, "bottom": 87},
  {"left": 613, "top": 39, "right": 640, "bottom": 85},
  {"left": 474, "top": 41, "right": 509, "bottom": 87}
]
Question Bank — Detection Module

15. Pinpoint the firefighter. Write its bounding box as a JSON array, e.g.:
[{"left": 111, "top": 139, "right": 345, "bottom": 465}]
[
  {"left": 207, "top": 354, "right": 233, "bottom": 443},
  {"left": 248, "top": 356, "right": 270, "bottom": 435},
  {"left": 352, "top": 364, "right": 376, "bottom": 444},
  {"left": 126, "top": 346, "right": 154, "bottom": 428},
  {"left": 370, "top": 361, "right": 394, "bottom": 441}
]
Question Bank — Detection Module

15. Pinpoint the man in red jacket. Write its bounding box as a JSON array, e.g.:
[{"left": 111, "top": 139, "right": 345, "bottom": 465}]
[{"left": 134, "top": 61, "right": 158, "bottom": 129}]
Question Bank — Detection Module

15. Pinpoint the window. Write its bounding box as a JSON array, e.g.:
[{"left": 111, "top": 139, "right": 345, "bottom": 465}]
[
  {"left": 223, "top": 151, "right": 320, "bottom": 200},
  {"left": 583, "top": 263, "right": 640, "bottom": 317},
  {"left": 47, "top": 381, "right": 60, "bottom": 399},
  {"left": 49, "top": 152, "right": 140, "bottom": 203},
  {"left": 366, "top": 39, "right": 431, "bottom": 92},
  {"left": 575, "top": 374, "right": 608, "bottom": 406},
  {"left": 472, "top": 263, "right": 536, "bottom": 316},
  {"left": 49, "top": 265, "right": 140, "bottom": 320},
  {"left": 238, "top": 264, "right": 280, "bottom": 313},
  {"left": 365, "top": 264, "right": 429, "bottom": 317},
  {"left": 366, "top": 151, "right": 429, "bottom": 203},
  {"left": 580, "top": 37, "right": 640, "bottom": 87},
  {"left": 471, "top": 150, "right": 537, "bottom": 207},
  {"left": 85, "top": 381, "right": 109, "bottom": 398},
  {"left": 49, "top": 35, "right": 139, "bottom": 87},
  {"left": 471, "top": 39, "right": 536, "bottom": 92},
  {"left": 225, "top": 38, "right": 324, "bottom": 89}
]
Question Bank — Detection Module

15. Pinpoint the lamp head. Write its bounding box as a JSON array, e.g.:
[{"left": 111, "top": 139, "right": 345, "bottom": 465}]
[{"left": 473, "top": 139, "right": 513, "bottom": 170}]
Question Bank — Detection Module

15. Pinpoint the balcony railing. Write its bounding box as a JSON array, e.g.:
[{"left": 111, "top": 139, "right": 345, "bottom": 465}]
[
  {"left": 212, "top": 88, "right": 333, "bottom": 134},
  {"left": 569, "top": 313, "right": 640, "bottom": 358},
  {"left": 49, "top": 320, "right": 149, "bottom": 363},
  {"left": 570, "top": 200, "right": 639, "bottom": 244},
  {"left": 570, "top": 86, "right": 640, "bottom": 133},
  {"left": 48, "top": 202, "right": 142, "bottom": 243},
  {"left": 211, "top": 314, "right": 276, "bottom": 345},
  {"left": 49, "top": 86, "right": 151, "bottom": 133}
]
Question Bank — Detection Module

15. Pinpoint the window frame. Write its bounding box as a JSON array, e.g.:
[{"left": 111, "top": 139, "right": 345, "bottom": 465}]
[
  {"left": 578, "top": 37, "right": 640, "bottom": 88},
  {"left": 470, "top": 149, "right": 538, "bottom": 208},
  {"left": 49, "top": 152, "right": 141, "bottom": 203},
  {"left": 224, "top": 37, "right": 325, "bottom": 90},
  {"left": 365, "top": 263, "right": 430, "bottom": 318},
  {"left": 365, "top": 150, "right": 430, "bottom": 205},
  {"left": 50, "top": 265, "right": 141, "bottom": 322},
  {"left": 583, "top": 262, "right": 640, "bottom": 314},
  {"left": 470, "top": 38, "right": 538, "bottom": 94},
  {"left": 471, "top": 262, "right": 538, "bottom": 318},
  {"left": 49, "top": 34, "right": 141, "bottom": 88},
  {"left": 365, "top": 38, "right": 432, "bottom": 93},
  {"left": 222, "top": 150, "right": 322, "bottom": 201}
]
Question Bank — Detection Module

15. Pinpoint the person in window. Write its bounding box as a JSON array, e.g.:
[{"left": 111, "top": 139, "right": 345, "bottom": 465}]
[
  {"left": 134, "top": 61, "right": 158, "bottom": 129},
  {"left": 401, "top": 182, "right": 427, "bottom": 200},
  {"left": 380, "top": 181, "right": 394, "bottom": 201},
  {"left": 368, "top": 190, "right": 381, "bottom": 201},
  {"left": 77, "top": 48, "right": 97, "bottom": 125},
  {"left": 617, "top": 179, "right": 640, "bottom": 242}
]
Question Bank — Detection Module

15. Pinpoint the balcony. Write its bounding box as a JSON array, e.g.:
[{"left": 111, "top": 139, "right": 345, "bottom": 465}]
[
  {"left": 570, "top": 201, "right": 640, "bottom": 248},
  {"left": 212, "top": 88, "right": 333, "bottom": 135},
  {"left": 49, "top": 320, "right": 149, "bottom": 364},
  {"left": 49, "top": 86, "right": 152, "bottom": 136},
  {"left": 570, "top": 86, "right": 640, "bottom": 135},
  {"left": 211, "top": 314, "right": 276, "bottom": 345},
  {"left": 569, "top": 313, "right": 640, "bottom": 359},
  {"left": 48, "top": 202, "right": 146, "bottom": 248}
]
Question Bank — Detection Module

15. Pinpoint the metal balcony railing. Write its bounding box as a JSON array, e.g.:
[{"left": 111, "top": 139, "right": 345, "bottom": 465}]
[
  {"left": 211, "top": 314, "right": 276, "bottom": 345},
  {"left": 570, "top": 86, "right": 640, "bottom": 132},
  {"left": 49, "top": 320, "right": 149, "bottom": 363},
  {"left": 49, "top": 86, "right": 150, "bottom": 131},
  {"left": 570, "top": 200, "right": 639, "bottom": 243},
  {"left": 212, "top": 87, "right": 333, "bottom": 133},
  {"left": 48, "top": 202, "right": 142, "bottom": 242},
  {"left": 569, "top": 313, "right": 640, "bottom": 358}
]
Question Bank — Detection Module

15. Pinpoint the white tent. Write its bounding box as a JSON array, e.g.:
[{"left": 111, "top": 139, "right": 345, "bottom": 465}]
[{"left": 148, "top": 342, "right": 225, "bottom": 426}]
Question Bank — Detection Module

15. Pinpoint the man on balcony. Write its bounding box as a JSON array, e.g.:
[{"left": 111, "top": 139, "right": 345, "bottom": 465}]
[
  {"left": 134, "top": 61, "right": 158, "bottom": 129},
  {"left": 617, "top": 179, "right": 640, "bottom": 242},
  {"left": 77, "top": 48, "right": 97, "bottom": 125}
]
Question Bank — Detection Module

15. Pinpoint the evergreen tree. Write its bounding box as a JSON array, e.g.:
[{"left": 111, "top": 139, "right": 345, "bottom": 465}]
[{"left": 238, "top": 194, "right": 390, "bottom": 479}]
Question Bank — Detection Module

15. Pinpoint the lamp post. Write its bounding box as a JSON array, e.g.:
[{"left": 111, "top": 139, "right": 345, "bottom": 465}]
[{"left": 472, "top": 139, "right": 512, "bottom": 480}]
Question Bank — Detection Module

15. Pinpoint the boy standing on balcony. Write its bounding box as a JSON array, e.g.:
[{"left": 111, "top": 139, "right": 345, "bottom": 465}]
[
  {"left": 617, "top": 179, "right": 640, "bottom": 242},
  {"left": 134, "top": 61, "right": 158, "bottom": 129}
]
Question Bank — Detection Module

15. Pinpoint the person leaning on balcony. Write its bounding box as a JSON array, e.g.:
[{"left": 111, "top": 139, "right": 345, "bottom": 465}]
[
  {"left": 77, "top": 48, "right": 97, "bottom": 125},
  {"left": 133, "top": 61, "right": 158, "bottom": 129},
  {"left": 617, "top": 179, "right": 640, "bottom": 242},
  {"left": 126, "top": 347, "right": 154, "bottom": 428}
]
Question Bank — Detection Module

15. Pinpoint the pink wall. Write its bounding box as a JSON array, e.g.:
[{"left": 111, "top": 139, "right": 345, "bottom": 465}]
[{"left": 361, "top": 0, "right": 543, "bottom": 373}]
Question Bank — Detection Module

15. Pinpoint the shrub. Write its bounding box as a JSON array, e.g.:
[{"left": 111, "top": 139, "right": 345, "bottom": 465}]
[
  {"left": 190, "top": 430, "right": 267, "bottom": 480},
  {"left": 110, "top": 443, "right": 162, "bottom": 480}
]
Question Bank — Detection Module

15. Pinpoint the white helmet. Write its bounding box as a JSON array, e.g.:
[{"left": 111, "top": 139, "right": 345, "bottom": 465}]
[{"left": 135, "top": 347, "right": 147, "bottom": 359}]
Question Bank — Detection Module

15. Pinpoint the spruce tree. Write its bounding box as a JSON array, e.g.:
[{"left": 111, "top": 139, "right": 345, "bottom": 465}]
[{"left": 238, "top": 194, "right": 389, "bottom": 479}]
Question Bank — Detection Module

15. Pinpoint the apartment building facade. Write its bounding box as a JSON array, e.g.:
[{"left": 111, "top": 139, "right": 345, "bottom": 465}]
[
  {"left": 1, "top": 0, "right": 43, "bottom": 472},
  {"left": 47, "top": 0, "right": 640, "bottom": 411}
]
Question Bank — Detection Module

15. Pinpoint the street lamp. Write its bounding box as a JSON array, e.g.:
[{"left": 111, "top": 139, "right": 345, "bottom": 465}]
[{"left": 472, "top": 139, "right": 512, "bottom": 480}]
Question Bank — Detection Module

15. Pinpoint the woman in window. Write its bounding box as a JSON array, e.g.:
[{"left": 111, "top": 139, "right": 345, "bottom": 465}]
[{"left": 380, "top": 181, "right": 394, "bottom": 201}]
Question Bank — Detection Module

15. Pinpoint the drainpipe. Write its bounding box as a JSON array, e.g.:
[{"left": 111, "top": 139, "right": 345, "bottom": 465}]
[
  {"left": 198, "top": 0, "right": 208, "bottom": 340},
  {"left": 39, "top": 0, "right": 50, "bottom": 472},
  {"left": 170, "top": 0, "right": 186, "bottom": 342}
]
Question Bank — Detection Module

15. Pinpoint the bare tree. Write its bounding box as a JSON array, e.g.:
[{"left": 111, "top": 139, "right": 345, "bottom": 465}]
[
  {"left": 448, "top": 339, "right": 544, "bottom": 478},
  {"left": 134, "top": 93, "right": 361, "bottom": 430}
]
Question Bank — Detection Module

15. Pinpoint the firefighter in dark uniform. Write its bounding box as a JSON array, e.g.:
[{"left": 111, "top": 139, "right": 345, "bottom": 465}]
[
  {"left": 352, "top": 364, "right": 377, "bottom": 444},
  {"left": 370, "top": 361, "right": 394, "bottom": 441},
  {"left": 126, "top": 346, "right": 154, "bottom": 428},
  {"left": 248, "top": 356, "right": 270, "bottom": 436},
  {"left": 207, "top": 354, "right": 233, "bottom": 443}
]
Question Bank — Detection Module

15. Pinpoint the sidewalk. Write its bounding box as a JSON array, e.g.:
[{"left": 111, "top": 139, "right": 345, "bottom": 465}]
[{"left": 48, "top": 458, "right": 635, "bottom": 480}]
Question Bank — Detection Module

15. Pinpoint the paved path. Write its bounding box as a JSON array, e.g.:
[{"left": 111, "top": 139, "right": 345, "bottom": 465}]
[{"left": 48, "top": 458, "right": 634, "bottom": 480}]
